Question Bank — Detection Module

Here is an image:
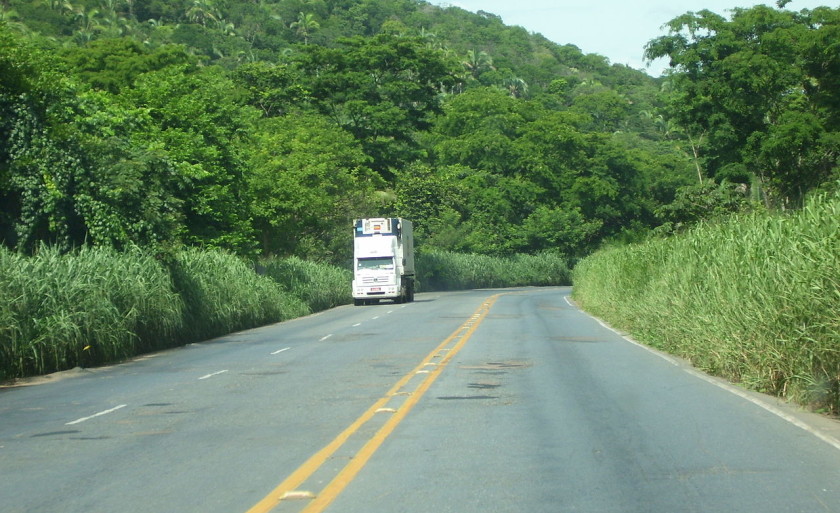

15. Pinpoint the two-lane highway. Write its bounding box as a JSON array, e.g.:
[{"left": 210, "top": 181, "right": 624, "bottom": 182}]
[{"left": 2, "top": 288, "right": 840, "bottom": 513}]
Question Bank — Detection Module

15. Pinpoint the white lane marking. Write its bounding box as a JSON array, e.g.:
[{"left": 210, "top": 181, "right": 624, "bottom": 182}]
[
  {"left": 564, "top": 294, "right": 840, "bottom": 453},
  {"left": 685, "top": 368, "right": 840, "bottom": 452},
  {"left": 372, "top": 316, "right": 380, "bottom": 320},
  {"left": 198, "top": 370, "right": 228, "bottom": 380},
  {"left": 320, "top": 334, "right": 333, "bottom": 341},
  {"left": 352, "top": 323, "right": 362, "bottom": 327},
  {"left": 271, "top": 347, "right": 291, "bottom": 355},
  {"left": 601, "top": 321, "right": 680, "bottom": 366},
  {"left": 281, "top": 491, "right": 315, "bottom": 500},
  {"left": 66, "top": 404, "right": 127, "bottom": 426},
  {"left": 565, "top": 295, "right": 680, "bottom": 366},
  {"left": 387, "top": 310, "right": 395, "bottom": 314}
]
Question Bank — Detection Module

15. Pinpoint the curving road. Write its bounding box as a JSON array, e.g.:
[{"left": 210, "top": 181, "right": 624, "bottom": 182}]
[{"left": 2, "top": 287, "right": 839, "bottom": 513}]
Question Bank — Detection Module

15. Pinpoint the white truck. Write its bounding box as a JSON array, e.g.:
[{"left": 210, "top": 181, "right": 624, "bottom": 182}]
[{"left": 352, "top": 218, "right": 415, "bottom": 306}]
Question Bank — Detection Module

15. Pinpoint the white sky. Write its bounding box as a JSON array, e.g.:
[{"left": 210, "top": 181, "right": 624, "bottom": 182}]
[{"left": 430, "top": 0, "right": 836, "bottom": 76}]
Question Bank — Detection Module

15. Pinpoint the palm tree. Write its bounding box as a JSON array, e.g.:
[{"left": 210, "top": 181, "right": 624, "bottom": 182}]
[
  {"left": 98, "top": 0, "right": 129, "bottom": 37},
  {"left": 290, "top": 12, "right": 319, "bottom": 45},
  {"left": 462, "top": 49, "right": 494, "bottom": 79},
  {"left": 70, "top": 6, "right": 104, "bottom": 42},
  {"left": 47, "top": 0, "right": 74, "bottom": 13},
  {"left": 503, "top": 77, "right": 529, "bottom": 98},
  {"left": 187, "top": 0, "right": 219, "bottom": 27},
  {"left": 213, "top": 18, "right": 236, "bottom": 36},
  {"left": 0, "top": 6, "right": 30, "bottom": 33}
]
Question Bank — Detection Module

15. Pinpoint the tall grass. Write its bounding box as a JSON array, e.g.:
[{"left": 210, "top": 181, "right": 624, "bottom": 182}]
[
  {"left": 0, "top": 244, "right": 569, "bottom": 381},
  {"left": 0, "top": 245, "right": 183, "bottom": 379},
  {"left": 0, "top": 247, "right": 312, "bottom": 381},
  {"left": 572, "top": 190, "right": 840, "bottom": 413},
  {"left": 417, "top": 249, "right": 571, "bottom": 291},
  {"left": 260, "top": 256, "right": 352, "bottom": 312},
  {"left": 169, "top": 248, "right": 310, "bottom": 343}
]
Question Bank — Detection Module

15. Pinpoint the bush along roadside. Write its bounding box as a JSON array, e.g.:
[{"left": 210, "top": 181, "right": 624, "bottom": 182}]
[
  {"left": 572, "top": 189, "right": 840, "bottom": 414},
  {"left": 416, "top": 249, "right": 572, "bottom": 291},
  {"left": 168, "top": 248, "right": 310, "bottom": 343},
  {"left": 260, "top": 256, "right": 352, "bottom": 312},
  {"left": 0, "top": 245, "right": 573, "bottom": 381},
  {"left": 0, "top": 245, "right": 184, "bottom": 380},
  {"left": 0, "top": 247, "right": 313, "bottom": 381}
]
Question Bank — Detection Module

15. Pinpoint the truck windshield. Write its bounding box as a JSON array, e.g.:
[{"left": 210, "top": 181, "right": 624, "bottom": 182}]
[{"left": 357, "top": 257, "right": 394, "bottom": 270}]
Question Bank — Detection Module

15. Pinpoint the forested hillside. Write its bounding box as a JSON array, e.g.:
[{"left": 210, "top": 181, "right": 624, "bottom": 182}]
[{"left": 1, "top": 0, "right": 837, "bottom": 261}]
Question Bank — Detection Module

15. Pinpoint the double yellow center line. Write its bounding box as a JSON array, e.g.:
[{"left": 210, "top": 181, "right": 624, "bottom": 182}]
[{"left": 246, "top": 294, "right": 502, "bottom": 513}]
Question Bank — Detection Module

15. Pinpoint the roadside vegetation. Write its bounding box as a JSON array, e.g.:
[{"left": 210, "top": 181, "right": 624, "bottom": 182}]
[
  {"left": 0, "top": 246, "right": 182, "bottom": 379},
  {"left": 416, "top": 250, "right": 571, "bottom": 291},
  {"left": 0, "top": 247, "right": 310, "bottom": 381},
  {"left": 0, "top": 248, "right": 570, "bottom": 381},
  {"left": 572, "top": 188, "right": 840, "bottom": 414},
  {"left": 260, "top": 256, "right": 352, "bottom": 313},
  {"left": 169, "top": 249, "right": 310, "bottom": 343}
]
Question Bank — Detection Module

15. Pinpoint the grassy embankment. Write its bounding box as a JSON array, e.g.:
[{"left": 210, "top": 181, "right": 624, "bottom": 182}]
[
  {"left": 0, "top": 247, "right": 314, "bottom": 381},
  {"left": 417, "top": 250, "right": 571, "bottom": 291},
  {"left": 0, "top": 247, "right": 570, "bottom": 381},
  {"left": 572, "top": 190, "right": 840, "bottom": 414}
]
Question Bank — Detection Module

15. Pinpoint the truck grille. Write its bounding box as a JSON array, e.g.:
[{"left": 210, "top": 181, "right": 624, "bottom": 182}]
[{"left": 362, "top": 276, "right": 391, "bottom": 284}]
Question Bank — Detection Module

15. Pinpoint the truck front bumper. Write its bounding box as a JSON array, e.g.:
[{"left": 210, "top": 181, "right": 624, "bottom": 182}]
[{"left": 352, "top": 285, "right": 399, "bottom": 299}]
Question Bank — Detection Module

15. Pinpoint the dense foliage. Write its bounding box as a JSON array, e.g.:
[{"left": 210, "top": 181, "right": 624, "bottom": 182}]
[
  {"left": 572, "top": 187, "right": 840, "bottom": 413},
  {"left": 0, "top": 246, "right": 568, "bottom": 380},
  {"left": 2, "top": 1, "right": 837, "bottom": 259},
  {"left": 646, "top": 5, "right": 840, "bottom": 207},
  {"left": 417, "top": 249, "right": 570, "bottom": 291},
  {"left": 0, "top": 0, "right": 695, "bottom": 260},
  {"left": 0, "top": 245, "right": 310, "bottom": 379}
]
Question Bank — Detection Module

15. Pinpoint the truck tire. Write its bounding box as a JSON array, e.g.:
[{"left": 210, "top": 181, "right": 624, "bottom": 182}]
[{"left": 407, "top": 278, "right": 415, "bottom": 302}]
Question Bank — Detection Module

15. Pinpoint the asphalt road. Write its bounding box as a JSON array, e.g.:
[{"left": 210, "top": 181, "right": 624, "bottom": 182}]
[{"left": 2, "top": 287, "right": 839, "bottom": 513}]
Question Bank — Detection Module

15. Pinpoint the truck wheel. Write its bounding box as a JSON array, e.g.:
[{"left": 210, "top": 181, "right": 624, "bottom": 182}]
[{"left": 354, "top": 299, "right": 363, "bottom": 306}]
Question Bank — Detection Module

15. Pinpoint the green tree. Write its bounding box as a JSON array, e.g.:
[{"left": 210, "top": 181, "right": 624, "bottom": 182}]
[
  {"left": 516, "top": 206, "right": 601, "bottom": 256},
  {"left": 645, "top": 5, "right": 840, "bottom": 205},
  {"left": 293, "top": 33, "right": 458, "bottom": 178},
  {"left": 290, "top": 11, "right": 319, "bottom": 45},
  {"left": 430, "top": 87, "right": 533, "bottom": 175},
  {"left": 1, "top": 25, "right": 79, "bottom": 250},
  {"left": 247, "top": 113, "right": 382, "bottom": 260},
  {"left": 393, "top": 162, "right": 467, "bottom": 249},
  {"left": 57, "top": 89, "right": 186, "bottom": 250},
  {"left": 1, "top": 26, "right": 185, "bottom": 252},
  {"left": 426, "top": 86, "right": 667, "bottom": 253},
  {"left": 232, "top": 61, "right": 308, "bottom": 118},
  {"left": 123, "top": 65, "right": 259, "bottom": 254},
  {"left": 654, "top": 180, "right": 752, "bottom": 234},
  {"left": 569, "top": 89, "right": 631, "bottom": 133},
  {"left": 59, "top": 38, "right": 195, "bottom": 93}
]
